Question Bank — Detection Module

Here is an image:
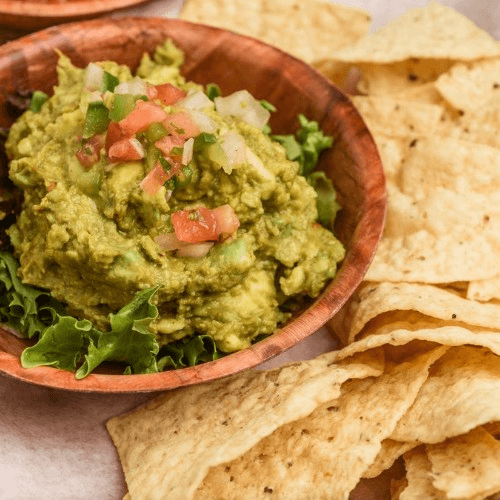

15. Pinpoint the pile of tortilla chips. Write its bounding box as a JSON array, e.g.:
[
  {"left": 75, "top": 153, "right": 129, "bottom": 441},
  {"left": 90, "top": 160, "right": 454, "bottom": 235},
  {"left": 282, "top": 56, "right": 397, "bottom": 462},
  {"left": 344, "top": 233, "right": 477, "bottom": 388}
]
[{"left": 107, "top": 2, "right": 500, "bottom": 499}]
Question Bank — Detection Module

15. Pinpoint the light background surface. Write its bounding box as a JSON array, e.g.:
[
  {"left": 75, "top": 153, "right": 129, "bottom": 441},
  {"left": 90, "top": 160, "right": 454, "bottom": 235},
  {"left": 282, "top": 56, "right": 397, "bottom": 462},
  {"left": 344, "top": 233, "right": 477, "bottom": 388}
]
[{"left": 0, "top": 1, "right": 495, "bottom": 499}]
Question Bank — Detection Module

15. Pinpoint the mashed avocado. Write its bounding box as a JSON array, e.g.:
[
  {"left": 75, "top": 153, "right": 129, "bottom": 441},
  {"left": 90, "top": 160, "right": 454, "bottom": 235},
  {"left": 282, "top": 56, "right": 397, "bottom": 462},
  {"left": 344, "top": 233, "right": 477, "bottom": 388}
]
[{"left": 5, "top": 41, "right": 345, "bottom": 358}]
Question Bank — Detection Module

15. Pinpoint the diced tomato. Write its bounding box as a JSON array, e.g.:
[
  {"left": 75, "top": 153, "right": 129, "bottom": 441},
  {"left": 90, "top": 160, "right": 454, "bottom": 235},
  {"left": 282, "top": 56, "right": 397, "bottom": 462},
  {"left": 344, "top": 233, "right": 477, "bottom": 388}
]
[
  {"left": 76, "top": 134, "right": 104, "bottom": 169},
  {"left": 146, "top": 85, "right": 158, "bottom": 100},
  {"left": 171, "top": 207, "right": 219, "bottom": 243},
  {"left": 105, "top": 122, "right": 127, "bottom": 154},
  {"left": 139, "top": 163, "right": 171, "bottom": 196},
  {"left": 152, "top": 83, "right": 187, "bottom": 106},
  {"left": 118, "top": 100, "right": 168, "bottom": 136},
  {"left": 108, "top": 137, "right": 145, "bottom": 163},
  {"left": 164, "top": 111, "right": 200, "bottom": 140},
  {"left": 212, "top": 204, "right": 240, "bottom": 236},
  {"left": 155, "top": 135, "right": 185, "bottom": 156}
]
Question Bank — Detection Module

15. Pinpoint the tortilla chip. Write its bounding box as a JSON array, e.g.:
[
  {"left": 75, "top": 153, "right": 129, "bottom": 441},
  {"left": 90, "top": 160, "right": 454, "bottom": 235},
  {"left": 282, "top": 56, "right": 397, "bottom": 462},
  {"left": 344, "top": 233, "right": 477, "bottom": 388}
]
[
  {"left": 195, "top": 347, "right": 446, "bottom": 499},
  {"left": 362, "top": 439, "right": 418, "bottom": 479},
  {"left": 179, "top": 0, "right": 371, "bottom": 64},
  {"left": 435, "top": 59, "right": 500, "bottom": 113},
  {"left": 107, "top": 351, "right": 382, "bottom": 500},
  {"left": 365, "top": 133, "right": 500, "bottom": 283},
  {"left": 399, "top": 448, "right": 447, "bottom": 499},
  {"left": 356, "top": 59, "right": 455, "bottom": 96},
  {"left": 391, "top": 82, "right": 445, "bottom": 105},
  {"left": 468, "top": 277, "right": 500, "bottom": 302},
  {"left": 390, "top": 346, "right": 500, "bottom": 443},
  {"left": 331, "top": 3, "right": 500, "bottom": 64},
  {"left": 427, "top": 426, "right": 500, "bottom": 499},
  {"left": 346, "top": 282, "right": 500, "bottom": 343},
  {"left": 352, "top": 96, "right": 444, "bottom": 138}
]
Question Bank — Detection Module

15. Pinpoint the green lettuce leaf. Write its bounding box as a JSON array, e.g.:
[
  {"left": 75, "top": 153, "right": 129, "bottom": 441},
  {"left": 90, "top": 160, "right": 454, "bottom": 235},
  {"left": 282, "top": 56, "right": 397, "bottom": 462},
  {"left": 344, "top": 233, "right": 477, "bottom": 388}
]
[
  {"left": 157, "top": 335, "right": 221, "bottom": 370},
  {"left": 21, "top": 316, "right": 98, "bottom": 371},
  {"left": 75, "top": 286, "right": 161, "bottom": 378},
  {"left": 0, "top": 250, "right": 65, "bottom": 338}
]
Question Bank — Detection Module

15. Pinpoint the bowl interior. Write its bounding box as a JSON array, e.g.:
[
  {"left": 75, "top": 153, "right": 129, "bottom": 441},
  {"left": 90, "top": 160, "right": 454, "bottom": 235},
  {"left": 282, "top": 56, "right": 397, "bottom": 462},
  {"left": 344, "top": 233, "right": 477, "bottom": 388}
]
[{"left": 0, "top": 17, "right": 386, "bottom": 392}]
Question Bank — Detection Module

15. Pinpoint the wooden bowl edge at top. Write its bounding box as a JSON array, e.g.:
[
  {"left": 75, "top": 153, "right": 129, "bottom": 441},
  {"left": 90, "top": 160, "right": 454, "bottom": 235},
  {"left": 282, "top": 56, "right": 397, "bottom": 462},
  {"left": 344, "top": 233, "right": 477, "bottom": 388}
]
[{"left": 0, "top": 16, "right": 387, "bottom": 392}]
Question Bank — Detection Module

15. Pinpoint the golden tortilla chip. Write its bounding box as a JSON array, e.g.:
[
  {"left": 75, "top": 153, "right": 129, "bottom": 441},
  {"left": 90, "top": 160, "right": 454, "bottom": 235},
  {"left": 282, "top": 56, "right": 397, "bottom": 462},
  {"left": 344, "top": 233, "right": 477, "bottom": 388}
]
[
  {"left": 365, "top": 133, "right": 500, "bottom": 283},
  {"left": 352, "top": 96, "right": 444, "bottom": 138},
  {"left": 468, "top": 277, "right": 500, "bottom": 302},
  {"left": 356, "top": 59, "right": 455, "bottom": 96},
  {"left": 107, "top": 352, "right": 382, "bottom": 500},
  {"left": 179, "top": 0, "right": 371, "bottom": 64},
  {"left": 427, "top": 426, "right": 500, "bottom": 499},
  {"left": 362, "top": 439, "right": 418, "bottom": 479},
  {"left": 195, "top": 347, "right": 446, "bottom": 499},
  {"left": 391, "top": 82, "right": 445, "bottom": 105},
  {"left": 331, "top": 2, "right": 500, "bottom": 64},
  {"left": 390, "top": 346, "right": 500, "bottom": 443},
  {"left": 399, "top": 447, "right": 447, "bottom": 499},
  {"left": 346, "top": 282, "right": 500, "bottom": 343},
  {"left": 435, "top": 59, "right": 500, "bottom": 113}
]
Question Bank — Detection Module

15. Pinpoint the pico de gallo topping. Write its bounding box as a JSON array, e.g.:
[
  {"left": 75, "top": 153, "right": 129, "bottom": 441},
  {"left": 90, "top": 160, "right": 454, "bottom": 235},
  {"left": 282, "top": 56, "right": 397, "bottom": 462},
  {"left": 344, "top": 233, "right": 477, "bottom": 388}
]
[{"left": 74, "top": 60, "right": 283, "bottom": 257}]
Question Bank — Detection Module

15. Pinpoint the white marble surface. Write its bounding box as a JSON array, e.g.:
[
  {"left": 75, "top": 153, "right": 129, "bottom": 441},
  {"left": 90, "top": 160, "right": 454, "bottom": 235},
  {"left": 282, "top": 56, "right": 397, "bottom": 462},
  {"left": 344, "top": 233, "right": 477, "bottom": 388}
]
[{"left": 0, "top": 1, "right": 497, "bottom": 499}]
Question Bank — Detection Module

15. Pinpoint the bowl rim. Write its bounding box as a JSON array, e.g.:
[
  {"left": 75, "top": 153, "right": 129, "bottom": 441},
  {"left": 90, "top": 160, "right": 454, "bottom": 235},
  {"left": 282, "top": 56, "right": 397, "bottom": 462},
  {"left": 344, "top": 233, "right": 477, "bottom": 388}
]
[
  {"left": 0, "top": 16, "right": 387, "bottom": 393},
  {"left": 0, "top": 0, "right": 154, "bottom": 27}
]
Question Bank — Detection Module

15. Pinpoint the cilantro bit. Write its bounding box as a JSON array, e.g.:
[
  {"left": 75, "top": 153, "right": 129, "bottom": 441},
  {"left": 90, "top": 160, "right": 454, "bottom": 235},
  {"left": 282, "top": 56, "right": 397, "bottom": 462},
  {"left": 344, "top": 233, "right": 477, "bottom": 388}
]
[{"left": 272, "top": 114, "right": 333, "bottom": 176}]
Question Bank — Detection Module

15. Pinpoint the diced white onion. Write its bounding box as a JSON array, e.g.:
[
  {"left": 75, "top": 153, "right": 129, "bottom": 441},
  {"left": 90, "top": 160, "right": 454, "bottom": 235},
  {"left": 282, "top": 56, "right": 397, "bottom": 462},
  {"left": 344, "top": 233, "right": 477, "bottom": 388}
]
[
  {"left": 176, "top": 242, "right": 214, "bottom": 258},
  {"left": 220, "top": 131, "right": 247, "bottom": 174},
  {"left": 187, "top": 110, "right": 217, "bottom": 133},
  {"left": 155, "top": 233, "right": 190, "bottom": 251},
  {"left": 214, "top": 90, "right": 270, "bottom": 129},
  {"left": 114, "top": 77, "right": 147, "bottom": 96},
  {"left": 84, "top": 63, "right": 104, "bottom": 91},
  {"left": 182, "top": 138, "right": 194, "bottom": 166},
  {"left": 130, "top": 138, "right": 146, "bottom": 158},
  {"left": 245, "top": 147, "right": 274, "bottom": 180},
  {"left": 177, "top": 90, "right": 214, "bottom": 111}
]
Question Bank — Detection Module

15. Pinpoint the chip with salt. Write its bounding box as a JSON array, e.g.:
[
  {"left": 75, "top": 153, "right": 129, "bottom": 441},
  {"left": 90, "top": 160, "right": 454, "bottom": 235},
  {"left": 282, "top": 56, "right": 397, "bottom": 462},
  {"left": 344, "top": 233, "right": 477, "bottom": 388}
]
[
  {"left": 107, "top": 351, "right": 383, "bottom": 500},
  {"left": 390, "top": 346, "right": 500, "bottom": 444},
  {"left": 468, "top": 276, "right": 500, "bottom": 302},
  {"left": 195, "top": 347, "right": 445, "bottom": 499},
  {"left": 179, "top": 0, "right": 371, "bottom": 65},
  {"left": 435, "top": 59, "right": 500, "bottom": 114},
  {"left": 362, "top": 439, "right": 418, "bottom": 480},
  {"left": 331, "top": 2, "right": 500, "bottom": 64},
  {"left": 346, "top": 282, "right": 500, "bottom": 343},
  {"left": 399, "top": 447, "right": 446, "bottom": 499},
  {"left": 427, "top": 426, "right": 500, "bottom": 499},
  {"left": 351, "top": 96, "right": 444, "bottom": 138}
]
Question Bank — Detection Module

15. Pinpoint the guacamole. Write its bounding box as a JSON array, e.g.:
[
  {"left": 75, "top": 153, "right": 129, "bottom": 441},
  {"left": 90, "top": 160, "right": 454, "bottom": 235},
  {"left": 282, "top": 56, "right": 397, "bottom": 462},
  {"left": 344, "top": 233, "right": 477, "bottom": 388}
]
[{"left": 5, "top": 41, "right": 345, "bottom": 358}]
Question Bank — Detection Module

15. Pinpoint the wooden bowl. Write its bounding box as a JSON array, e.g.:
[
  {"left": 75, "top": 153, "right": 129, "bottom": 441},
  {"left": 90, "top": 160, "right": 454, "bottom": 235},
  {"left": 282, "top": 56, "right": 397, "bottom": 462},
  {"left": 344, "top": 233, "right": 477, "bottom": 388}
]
[
  {"left": 0, "top": 17, "right": 386, "bottom": 392},
  {"left": 0, "top": 0, "right": 156, "bottom": 31}
]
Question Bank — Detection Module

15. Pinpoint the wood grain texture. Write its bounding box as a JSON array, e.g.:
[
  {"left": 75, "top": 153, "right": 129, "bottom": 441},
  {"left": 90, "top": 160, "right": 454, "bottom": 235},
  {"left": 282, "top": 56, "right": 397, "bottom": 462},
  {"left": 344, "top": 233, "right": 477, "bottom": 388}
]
[
  {"left": 0, "top": 0, "right": 156, "bottom": 30},
  {"left": 0, "top": 17, "right": 386, "bottom": 392}
]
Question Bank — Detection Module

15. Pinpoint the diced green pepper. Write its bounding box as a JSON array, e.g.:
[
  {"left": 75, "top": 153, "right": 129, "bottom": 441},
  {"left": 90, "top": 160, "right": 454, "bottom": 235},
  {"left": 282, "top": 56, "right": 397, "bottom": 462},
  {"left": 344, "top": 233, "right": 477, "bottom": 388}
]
[
  {"left": 193, "top": 132, "right": 216, "bottom": 152},
  {"left": 29, "top": 91, "right": 49, "bottom": 113},
  {"left": 101, "top": 71, "right": 120, "bottom": 92},
  {"left": 109, "top": 94, "right": 147, "bottom": 122},
  {"left": 82, "top": 101, "right": 110, "bottom": 139},
  {"left": 144, "top": 122, "right": 169, "bottom": 143}
]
